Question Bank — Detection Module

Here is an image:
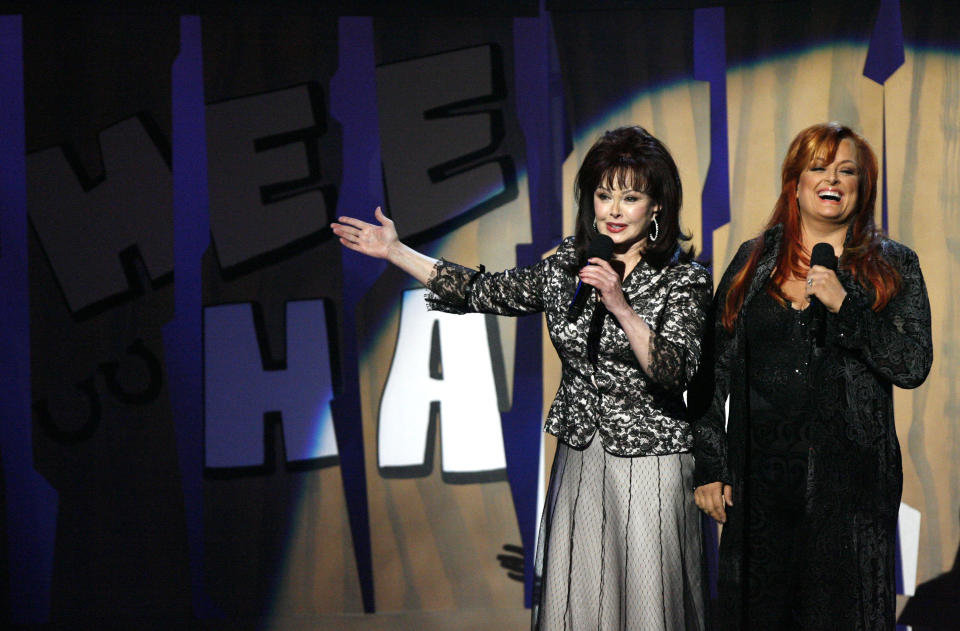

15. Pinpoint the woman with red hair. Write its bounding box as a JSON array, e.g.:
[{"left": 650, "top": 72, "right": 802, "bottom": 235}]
[{"left": 691, "top": 122, "right": 932, "bottom": 630}]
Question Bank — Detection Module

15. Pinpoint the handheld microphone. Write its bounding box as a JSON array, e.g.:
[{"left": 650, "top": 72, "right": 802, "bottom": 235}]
[
  {"left": 567, "top": 234, "right": 615, "bottom": 323},
  {"left": 809, "top": 242, "right": 838, "bottom": 347}
]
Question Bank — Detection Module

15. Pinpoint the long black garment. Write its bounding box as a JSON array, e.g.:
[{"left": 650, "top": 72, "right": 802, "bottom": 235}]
[
  {"left": 690, "top": 224, "right": 933, "bottom": 630},
  {"left": 742, "top": 287, "right": 815, "bottom": 629}
]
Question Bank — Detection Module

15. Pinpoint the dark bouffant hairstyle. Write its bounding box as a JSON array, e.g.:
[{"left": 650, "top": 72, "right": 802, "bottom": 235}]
[{"left": 573, "top": 125, "right": 694, "bottom": 269}]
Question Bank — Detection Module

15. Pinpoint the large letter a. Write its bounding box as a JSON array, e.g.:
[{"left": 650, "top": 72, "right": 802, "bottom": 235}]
[{"left": 379, "top": 289, "right": 506, "bottom": 483}]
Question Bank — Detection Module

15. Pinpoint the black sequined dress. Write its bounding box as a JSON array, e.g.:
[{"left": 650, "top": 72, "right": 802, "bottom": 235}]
[{"left": 742, "top": 287, "right": 816, "bottom": 629}]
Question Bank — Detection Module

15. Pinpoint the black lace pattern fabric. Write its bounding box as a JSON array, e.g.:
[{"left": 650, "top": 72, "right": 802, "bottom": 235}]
[
  {"left": 426, "top": 237, "right": 712, "bottom": 457},
  {"left": 690, "top": 224, "right": 933, "bottom": 630}
]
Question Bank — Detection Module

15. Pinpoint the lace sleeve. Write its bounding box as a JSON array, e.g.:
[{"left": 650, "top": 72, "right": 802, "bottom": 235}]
[
  {"left": 647, "top": 264, "right": 712, "bottom": 391},
  {"left": 424, "top": 259, "right": 482, "bottom": 314},
  {"left": 424, "top": 251, "right": 558, "bottom": 316}
]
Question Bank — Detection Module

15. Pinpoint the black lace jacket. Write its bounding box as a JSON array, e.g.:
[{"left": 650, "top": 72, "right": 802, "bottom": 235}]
[
  {"left": 690, "top": 224, "right": 933, "bottom": 630},
  {"left": 426, "top": 236, "right": 712, "bottom": 456}
]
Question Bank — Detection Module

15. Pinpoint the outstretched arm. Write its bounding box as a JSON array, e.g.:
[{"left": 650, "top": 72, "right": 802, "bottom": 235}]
[
  {"left": 332, "top": 207, "right": 437, "bottom": 285},
  {"left": 333, "top": 206, "right": 550, "bottom": 316}
]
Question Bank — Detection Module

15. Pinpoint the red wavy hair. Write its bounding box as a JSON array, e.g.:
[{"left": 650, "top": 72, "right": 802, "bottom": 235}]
[{"left": 721, "top": 122, "right": 900, "bottom": 331}]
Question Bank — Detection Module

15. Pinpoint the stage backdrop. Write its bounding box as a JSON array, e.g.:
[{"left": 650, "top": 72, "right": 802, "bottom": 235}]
[{"left": 1, "top": 1, "right": 957, "bottom": 629}]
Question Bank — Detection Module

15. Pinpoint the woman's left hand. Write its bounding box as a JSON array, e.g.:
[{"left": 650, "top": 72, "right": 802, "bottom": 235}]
[
  {"left": 579, "top": 258, "right": 631, "bottom": 317},
  {"left": 805, "top": 265, "right": 847, "bottom": 313}
]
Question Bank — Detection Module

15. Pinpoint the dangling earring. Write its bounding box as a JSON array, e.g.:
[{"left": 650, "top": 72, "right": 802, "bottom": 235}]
[
  {"left": 593, "top": 217, "right": 598, "bottom": 231},
  {"left": 648, "top": 216, "right": 660, "bottom": 242}
]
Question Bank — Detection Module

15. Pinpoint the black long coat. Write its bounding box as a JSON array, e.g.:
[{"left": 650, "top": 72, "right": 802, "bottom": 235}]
[{"left": 691, "top": 224, "right": 933, "bottom": 630}]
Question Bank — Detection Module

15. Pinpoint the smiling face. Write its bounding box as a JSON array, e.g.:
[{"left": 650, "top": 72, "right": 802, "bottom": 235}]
[
  {"left": 593, "top": 175, "right": 658, "bottom": 256},
  {"left": 796, "top": 137, "right": 860, "bottom": 228}
]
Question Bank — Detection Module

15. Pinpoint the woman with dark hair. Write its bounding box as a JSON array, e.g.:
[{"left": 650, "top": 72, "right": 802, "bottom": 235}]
[
  {"left": 334, "top": 126, "right": 710, "bottom": 630},
  {"left": 691, "top": 122, "right": 932, "bottom": 630}
]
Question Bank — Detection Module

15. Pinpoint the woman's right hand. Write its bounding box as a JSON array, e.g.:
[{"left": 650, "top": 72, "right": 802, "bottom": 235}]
[
  {"left": 331, "top": 206, "right": 398, "bottom": 260},
  {"left": 694, "top": 481, "right": 733, "bottom": 523}
]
